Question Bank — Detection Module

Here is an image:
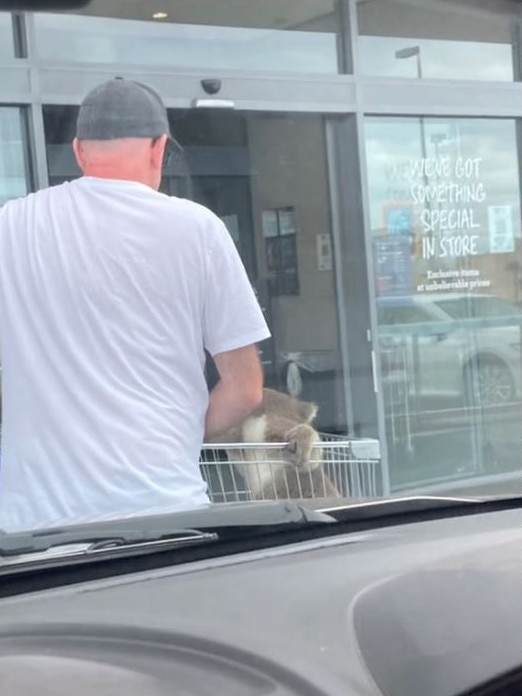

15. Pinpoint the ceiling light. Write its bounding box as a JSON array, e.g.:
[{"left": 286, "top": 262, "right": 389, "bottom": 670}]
[{"left": 152, "top": 11, "right": 168, "bottom": 19}]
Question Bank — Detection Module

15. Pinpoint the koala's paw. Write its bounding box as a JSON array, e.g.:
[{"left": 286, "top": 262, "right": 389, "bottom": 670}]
[{"left": 283, "top": 424, "right": 321, "bottom": 471}]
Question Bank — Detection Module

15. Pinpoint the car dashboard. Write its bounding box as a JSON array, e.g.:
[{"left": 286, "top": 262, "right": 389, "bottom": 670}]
[{"left": 0, "top": 506, "right": 521, "bottom": 696}]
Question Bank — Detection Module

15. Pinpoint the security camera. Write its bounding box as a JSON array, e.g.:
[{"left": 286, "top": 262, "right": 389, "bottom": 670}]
[{"left": 201, "top": 79, "right": 222, "bottom": 95}]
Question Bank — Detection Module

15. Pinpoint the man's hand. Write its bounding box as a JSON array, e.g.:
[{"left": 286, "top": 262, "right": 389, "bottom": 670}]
[{"left": 204, "top": 344, "right": 263, "bottom": 441}]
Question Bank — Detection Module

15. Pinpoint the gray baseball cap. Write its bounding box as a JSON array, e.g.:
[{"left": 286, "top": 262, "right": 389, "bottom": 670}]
[{"left": 76, "top": 77, "right": 170, "bottom": 140}]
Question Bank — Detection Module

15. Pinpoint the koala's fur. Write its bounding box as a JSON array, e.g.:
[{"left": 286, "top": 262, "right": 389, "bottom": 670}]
[{"left": 206, "top": 388, "right": 342, "bottom": 500}]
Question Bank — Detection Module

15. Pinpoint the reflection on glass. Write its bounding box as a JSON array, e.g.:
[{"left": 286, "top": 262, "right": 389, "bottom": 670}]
[
  {"left": 0, "top": 108, "right": 30, "bottom": 206},
  {"left": 0, "top": 12, "right": 14, "bottom": 59},
  {"left": 34, "top": 0, "right": 340, "bottom": 74},
  {"left": 365, "top": 116, "right": 522, "bottom": 489},
  {"left": 357, "top": 0, "right": 516, "bottom": 81}
]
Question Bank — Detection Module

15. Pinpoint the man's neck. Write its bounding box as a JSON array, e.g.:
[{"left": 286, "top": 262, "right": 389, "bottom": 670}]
[{"left": 82, "top": 167, "right": 151, "bottom": 188}]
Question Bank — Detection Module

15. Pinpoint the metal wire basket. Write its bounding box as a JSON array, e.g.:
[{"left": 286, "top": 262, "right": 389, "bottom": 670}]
[{"left": 200, "top": 434, "right": 381, "bottom": 503}]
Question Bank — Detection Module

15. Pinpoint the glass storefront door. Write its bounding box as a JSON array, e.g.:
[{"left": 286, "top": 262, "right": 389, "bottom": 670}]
[
  {"left": 365, "top": 117, "right": 522, "bottom": 489},
  {"left": 43, "top": 106, "right": 349, "bottom": 436}
]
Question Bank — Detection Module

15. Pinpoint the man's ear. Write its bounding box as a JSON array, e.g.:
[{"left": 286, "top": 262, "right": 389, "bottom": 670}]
[
  {"left": 151, "top": 134, "right": 168, "bottom": 170},
  {"left": 72, "top": 138, "right": 85, "bottom": 171}
]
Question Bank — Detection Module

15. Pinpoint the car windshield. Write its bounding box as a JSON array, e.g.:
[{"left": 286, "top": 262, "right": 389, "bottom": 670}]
[{"left": 0, "top": 0, "right": 520, "bottom": 554}]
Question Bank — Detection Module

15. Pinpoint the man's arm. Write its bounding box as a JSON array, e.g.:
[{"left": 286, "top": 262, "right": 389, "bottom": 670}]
[{"left": 204, "top": 344, "right": 263, "bottom": 441}]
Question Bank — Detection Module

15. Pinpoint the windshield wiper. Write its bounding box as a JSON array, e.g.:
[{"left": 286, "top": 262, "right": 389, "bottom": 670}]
[
  {"left": 0, "top": 501, "right": 335, "bottom": 560},
  {"left": 0, "top": 527, "right": 218, "bottom": 558}
]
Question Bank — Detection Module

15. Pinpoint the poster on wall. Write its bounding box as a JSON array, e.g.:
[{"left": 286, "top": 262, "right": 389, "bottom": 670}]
[
  {"left": 374, "top": 235, "right": 413, "bottom": 298},
  {"left": 373, "top": 203, "right": 414, "bottom": 298},
  {"left": 265, "top": 236, "right": 299, "bottom": 295},
  {"left": 385, "top": 204, "right": 414, "bottom": 237},
  {"left": 262, "top": 210, "right": 279, "bottom": 238},
  {"left": 263, "top": 207, "right": 299, "bottom": 296},
  {"left": 279, "top": 207, "right": 297, "bottom": 236},
  {"left": 488, "top": 205, "right": 515, "bottom": 254}
]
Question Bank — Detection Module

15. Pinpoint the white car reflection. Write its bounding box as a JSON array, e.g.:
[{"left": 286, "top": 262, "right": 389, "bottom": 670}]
[{"left": 378, "top": 293, "right": 522, "bottom": 406}]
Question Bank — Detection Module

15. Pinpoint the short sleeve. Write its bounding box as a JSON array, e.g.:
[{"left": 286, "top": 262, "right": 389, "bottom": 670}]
[{"left": 203, "top": 219, "right": 271, "bottom": 357}]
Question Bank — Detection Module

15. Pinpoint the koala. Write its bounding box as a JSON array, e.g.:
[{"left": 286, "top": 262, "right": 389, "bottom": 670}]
[{"left": 206, "top": 388, "right": 342, "bottom": 501}]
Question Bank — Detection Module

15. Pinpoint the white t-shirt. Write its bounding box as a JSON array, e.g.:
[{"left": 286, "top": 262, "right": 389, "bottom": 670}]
[{"left": 0, "top": 178, "right": 270, "bottom": 532}]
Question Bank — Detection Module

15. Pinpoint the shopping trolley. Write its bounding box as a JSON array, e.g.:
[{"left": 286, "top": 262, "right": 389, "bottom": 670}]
[{"left": 200, "top": 434, "right": 381, "bottom": 503}]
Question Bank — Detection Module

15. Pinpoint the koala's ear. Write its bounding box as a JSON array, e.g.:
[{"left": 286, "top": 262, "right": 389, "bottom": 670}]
[{"left": 298, "top": 401, "right": 318, "bottom": 424}]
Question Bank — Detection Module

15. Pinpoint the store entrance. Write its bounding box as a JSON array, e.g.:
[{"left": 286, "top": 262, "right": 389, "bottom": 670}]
[{"left": 44, "top": 106, "right": 348, "bottom": 433}]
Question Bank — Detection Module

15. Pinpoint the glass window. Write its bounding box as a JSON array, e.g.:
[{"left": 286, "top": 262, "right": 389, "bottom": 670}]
[
  {"left": 357, "top": 0, "right": 517, "bottom": 81},
  {"left": 34, "top": 0, "right": 341, "bottom": 74},
  {"left": 0, "top": 12, "right": 14, "bottom": 59},
  {"left": 365, "top": 117, "right": 522, "bottom": 489},
  {"left": 0, "top": 108, "right": 30, "bottom": 207}
]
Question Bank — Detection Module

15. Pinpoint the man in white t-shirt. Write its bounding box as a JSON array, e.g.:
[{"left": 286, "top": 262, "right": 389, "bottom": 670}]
[{"left": 0, "top": 78, "right": 270, "bottom": 532}]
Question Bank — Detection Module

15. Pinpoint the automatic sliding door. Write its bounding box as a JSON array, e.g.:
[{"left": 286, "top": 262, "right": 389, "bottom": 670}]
[{"left": 162, "top": 110, "right": 348, "bottom": 434}]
